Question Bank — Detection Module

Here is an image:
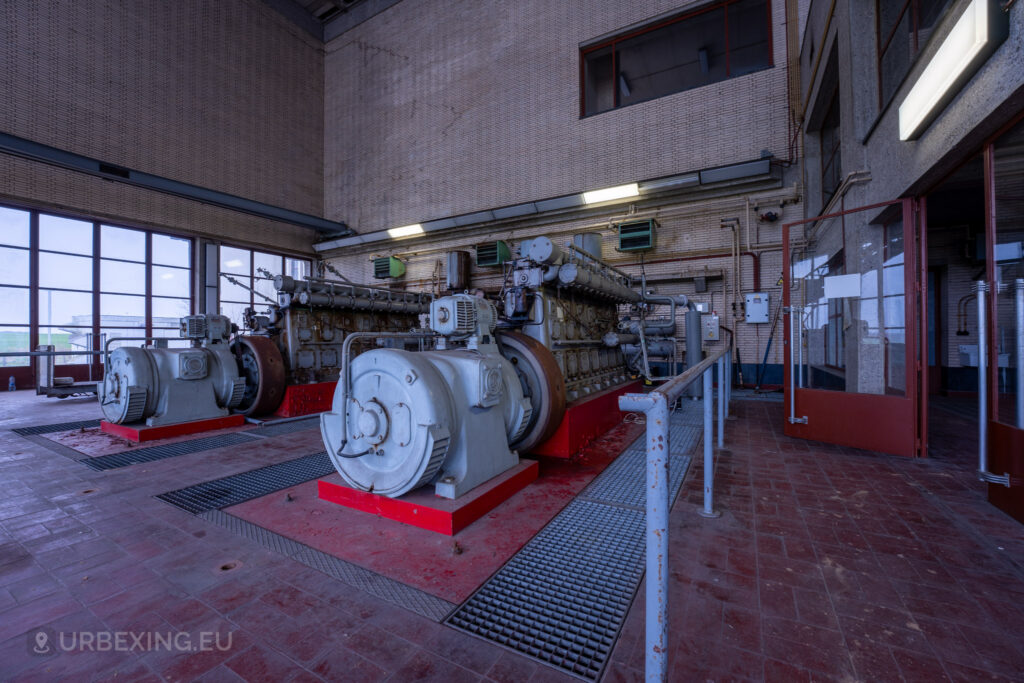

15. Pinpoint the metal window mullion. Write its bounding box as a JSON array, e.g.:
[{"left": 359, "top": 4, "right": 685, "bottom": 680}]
[
  {"left": 91, "top": 221, "right": 100, "bottom": 376},
  {"left": 145, "top": 232, "right": 153, "bottom": 338},
  {"left": 28, "top": 210, "right": 38, "bottom": 375}
]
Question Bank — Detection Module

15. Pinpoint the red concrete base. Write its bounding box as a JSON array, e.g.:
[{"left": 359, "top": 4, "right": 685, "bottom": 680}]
[
  {"left": 317, "top": 459, "right": 539, "bottom": 535},
  {"left": 99, "top": 414, "right": 245, "bottom": 443},
  {"left": 529, "top": 379, "right": 643, "bottom": 458},
  {"left": 274, "top": 381, "right": 336, "bottom": 418}
]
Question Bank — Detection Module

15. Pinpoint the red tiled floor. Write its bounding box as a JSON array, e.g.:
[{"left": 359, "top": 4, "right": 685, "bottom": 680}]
[{"left": 1, "top": 390, "right": 1023, "bottom": 681}]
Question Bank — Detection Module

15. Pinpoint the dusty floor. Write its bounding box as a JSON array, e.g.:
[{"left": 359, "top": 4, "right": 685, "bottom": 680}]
[{"left": 0, "top": 390, "right": 1022, "bottom": 681}]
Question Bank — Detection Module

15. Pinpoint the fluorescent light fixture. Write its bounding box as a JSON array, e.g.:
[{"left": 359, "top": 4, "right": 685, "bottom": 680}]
[
  {"left": 898, "top": 0, "right": 1008, "bottom": 141},
  {"left": 386, "top": 223, "right": 424, "bottom": 239},
  {"left": 582, "top": 183, "right": 639, "bottom": 205}
]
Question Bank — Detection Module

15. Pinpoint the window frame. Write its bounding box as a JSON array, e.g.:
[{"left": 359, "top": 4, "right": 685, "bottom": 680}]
[
  {"left": 874, "top": 0, "right": 953, "bottom": 112},
  {"left": 579, "top": 0, "right": 774, "bottom": 118},
  {"left": 217, "top": 245, "right": 310, "bottom": 330}
]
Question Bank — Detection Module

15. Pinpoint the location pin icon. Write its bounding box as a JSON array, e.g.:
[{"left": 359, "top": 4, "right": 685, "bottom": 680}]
[{"left": 34, "top": 631, "right": 49, "bottom": 653}]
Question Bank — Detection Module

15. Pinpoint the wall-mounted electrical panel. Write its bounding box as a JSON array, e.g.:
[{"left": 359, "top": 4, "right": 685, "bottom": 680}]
[
  {"left": 373, "top": 256, "right": 405, "bottom": 279},
  {"left": 617, "top": 219, "right": 656, "bottom": 252},
  {"left": 702, "top": 313, "right": 720, "bottom": 341},
  {"left": 745, "top": 292, "right": 769, "bottom": 323},
  {"left": 475, "top": 240, "right": 511, "bottom": 267}
]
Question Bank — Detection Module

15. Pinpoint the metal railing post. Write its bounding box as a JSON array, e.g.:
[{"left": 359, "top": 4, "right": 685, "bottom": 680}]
[
  {"left": 717, "top": 355, "right": 725, "bottom": 449},
  {"left": 699, "top": 366, "right": 720, "bottom": 519},
  {"left": 977, "top": 281, "right": 989, "bottom": 477},
  {"left": 1016, "top": 279, "right": 1023, "bottom": 430}
]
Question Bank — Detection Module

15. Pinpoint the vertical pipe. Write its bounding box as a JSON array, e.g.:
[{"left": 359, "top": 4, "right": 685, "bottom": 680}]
[
  {"left": 645, "top": 393, "right": 670, "bottom": 682},
  {"left": 977, "top": 281, "right": 989, "bottom": 477},
  {"left": 717, "top": 355, "right": 725, "bottom": 449},
  {"left": 788, "top": 307, "right": 797, "bottom": 422},
  {"left": 1016, "top": 279, "right": 1023, "bottom": 429},
  {"left": 699, "top": 367, "right": 719, "bottom": 518},
  {"left": 797, "top": 306, "right": 804, "bottom": 388},
  {"left": 725, "top": 350, "right": 731, "bottom": 417}
]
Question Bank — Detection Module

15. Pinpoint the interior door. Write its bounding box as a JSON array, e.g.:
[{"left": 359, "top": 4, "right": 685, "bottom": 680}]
[
  {"left": 783, "top": 198, "right": 919, "bottom": 457},
  {"left": 986, "top": 121, "right": 1024, "bottom": 520}
]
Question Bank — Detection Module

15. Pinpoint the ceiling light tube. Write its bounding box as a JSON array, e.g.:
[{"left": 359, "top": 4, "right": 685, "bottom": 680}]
[
  {"left": 582, "top": 183, "right": 640, "bottom": 205},
  {"left": 898, "top": 0, "right": 1009, "bottom": 141},
  {"left": 386, "top": 223, "right": 424, "bottom": 239}
]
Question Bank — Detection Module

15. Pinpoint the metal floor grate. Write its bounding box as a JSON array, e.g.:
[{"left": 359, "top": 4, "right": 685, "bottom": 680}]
[
  {"left": 156, "top": 451, "right": 334, "bottom": 514},
  {"left": 199, "top": 509, "right": 456, "bottom": 621},
  {"left": 447, "top": 427, "right": 693, "bottom": 680},
  {"left": 247, "top": 416, "right": 320, "bottom": 438},
  {"left": 81, "top": 432, "right": 259, "bottom": 471},
  {"left": 12, "top": 419, "right": 101, "bottom": 436}
]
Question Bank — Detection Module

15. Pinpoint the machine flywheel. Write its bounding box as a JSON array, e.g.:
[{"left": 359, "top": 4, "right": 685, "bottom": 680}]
[
  {"left": 497, "top": 330, "right": 566, "bottom": 453},
  {"left": 231, "top": 335, "right": 286, "bottom": 416}
]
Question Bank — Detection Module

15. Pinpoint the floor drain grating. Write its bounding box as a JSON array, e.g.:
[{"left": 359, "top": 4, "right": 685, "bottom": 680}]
[
  {"left": 13, "top": 419, "right": 101, "bottom": 436},
  {"left": 81, "top": 432, "right": 259, "bottom": 471},
  {"left": 447, "top": 426, "right": 693, "bottom": 680},
  {"left": 156, "top": 451, "right": 334, "bottom": 514}
]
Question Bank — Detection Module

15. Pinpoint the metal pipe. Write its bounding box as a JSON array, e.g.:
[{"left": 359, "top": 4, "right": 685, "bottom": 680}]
[
  {"left": 717, "top": 355, "right": 725, "bottom": 449},
  {"left": 699, "top": 366, "right": 720, "bottom": 519},
  {"left": 788, "top": 307, "right": 796, "bottom": 422},
  {"left": 0, "top": 350, "right": 103, "bottom": 358},
  {"left": 977, "top": 282, "right": 989, "bottom": 477},
  {"left": 797, "top": 306, "right": 804, "bottom": 388},
  {"left": 564, "top": 243, "right": 633, "bottom": 281},
  {"left": 1016, "top": 279, "right": 1023, "bottom": 429}
]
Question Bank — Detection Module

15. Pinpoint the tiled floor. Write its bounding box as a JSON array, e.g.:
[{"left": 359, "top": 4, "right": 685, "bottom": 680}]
[{"left": 1, "top": 390, "right": 1022, "bottom": 682}]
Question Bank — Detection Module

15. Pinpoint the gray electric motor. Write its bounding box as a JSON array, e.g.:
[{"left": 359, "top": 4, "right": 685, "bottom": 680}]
[
  {"left": 321, "top": 295, "right": 532, "bottom": 499},
  {"left": 99, "top": 315, "right": 245, "bottom": 426}
]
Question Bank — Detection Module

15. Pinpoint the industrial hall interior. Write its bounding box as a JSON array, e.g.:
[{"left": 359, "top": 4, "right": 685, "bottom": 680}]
[{"left": 1, "top": 0, "right": 1023, "bottom": 681}]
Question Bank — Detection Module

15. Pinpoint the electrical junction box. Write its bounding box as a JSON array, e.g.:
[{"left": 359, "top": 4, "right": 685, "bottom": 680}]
[
  {"left": 702, "top": 314, "right": 720, "bottom": 341},
  {"left": 692, "top": 302, "right": 710, "bottom": 313},
  {"left": 745, "top": 292, "right": 769, "bottom": 323}
]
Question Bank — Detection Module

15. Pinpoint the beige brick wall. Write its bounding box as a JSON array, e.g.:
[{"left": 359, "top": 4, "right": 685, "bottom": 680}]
[
  {"left": 1, "top": 0, "right": 324, "bottom": 252},
  {"left": 324, "top": 0, "right": 794, "bottom": 233}
]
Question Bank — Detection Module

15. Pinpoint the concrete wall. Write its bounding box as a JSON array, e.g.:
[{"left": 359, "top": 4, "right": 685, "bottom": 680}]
[
  {"left": 0, "top": 0, "right": 324, "bottom": 254},
  {"left": 324, "top": 0, "right": 795, "bottom": 233}
]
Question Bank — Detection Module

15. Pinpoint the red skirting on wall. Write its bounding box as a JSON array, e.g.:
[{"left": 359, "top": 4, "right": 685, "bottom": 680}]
[
  {"left": 99, "top": 413, "right": 245, "bottom": 443},
  {"left": 529, "top": 380, "right": 643, "bottom": 459},
  {"left": 317, "top": 459, "right": 539, "bottom": 536},
  {"left": 275, "top": 381, "right": 337, "bottom": 418}
]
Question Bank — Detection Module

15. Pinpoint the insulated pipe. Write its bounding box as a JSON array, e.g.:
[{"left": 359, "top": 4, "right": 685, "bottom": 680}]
[
  {"left": 685, "top": 308, "right": 703, "bottom": 397},
  {"left": 603, "top": 332, "right": 639, "bottom": 347},
  {"left": 977, "top": 282, "right": 988, "bottom": 478},
  {"left": 557, "top": 262, "right": 641, "bottom": 303}
]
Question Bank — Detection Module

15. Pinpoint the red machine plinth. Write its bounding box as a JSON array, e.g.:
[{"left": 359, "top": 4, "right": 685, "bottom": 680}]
[
  {"left": 529, "top": 380, "right": 643, "bottom": 459},
  {"left": 317, "top": 459, "right": 539, "bottom": 535},
  {"left": 274, "top": 381, "right": 337, "bottom": 418},
  {"left": 99, "top": 414, "right": 246, "bottom": 443}
]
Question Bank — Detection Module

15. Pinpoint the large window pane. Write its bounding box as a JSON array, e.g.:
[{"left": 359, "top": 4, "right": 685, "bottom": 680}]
[
  {"left": 101, "top": 259, "right": 145, "bottom": 294},
  {"left": 100, "top": 293, "right": 146, "bottom": 321},
  {"left": 0, "top": 286, "right": 30, "bottom": 324},
  {"left": 0, "top": 208, "right": 30, "bottom": 247},
  {"left": 152, "top": 234, "right": 191, "bottom": 268},
  {"left": 39, "top": 252, "right": 93, "bottom": 290},
  {"left": 220, "top": 275, "right": 252, "bottom": 302},
  {"left": 254, "top": 252, "right": 281, "bottom": 300},
  {"left": 993, "top": 117, "right": 1024, "bottom": 426},
  {"left": 152, "top": 265, "right": 190, "bottom": 298},
  {"left": 220, "top": 246, "right": 250, "bottom": 275},
  {"left": 0, "top": 326, "right": 30, "bottom": 367},
  {"left": 101, "top": 225, "right": 146, "bottom": 262},
  {"left": 38, "top": 327, "right": 92, "bottom": 364},
  {"left": 219, "top": 301, "right": 251, "bottom": 327},
  {"left": 152, "top": 328, "right": 192, "bottom": 349},
  {"left": 0, "top": 247, "right": 29, "bottom": 286},
  {"left": 729, "top": 1, "right": 771, "bottom": 76},
  {"left": 40, "top": 214, "right": 92, "bottom": 255},
  {"left": 39, "top": 289, "right": 92, "bottom": 326},
  {"left": 152, "top": 297, "right": 190, "bottom": 322}
]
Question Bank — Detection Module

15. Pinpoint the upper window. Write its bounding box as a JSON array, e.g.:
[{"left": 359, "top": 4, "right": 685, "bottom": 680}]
[
  {"left": 819, "top": 88, "right": 842, "bottom": 207},
  {"left": 581, "top": 0, "right": 772, "bottom": 117},
  {"left": 876, "top": 0, "right": 950, "bottom": 109}
]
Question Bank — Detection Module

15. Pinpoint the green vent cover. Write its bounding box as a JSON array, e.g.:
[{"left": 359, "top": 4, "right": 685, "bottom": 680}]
[
  {"left": 475, "top": 240, "right": 511, "bottom": 267},
  {"left": 373, "top": 256, "right": 405, "bottom": 279},
  {"left": 618, "top": 219, "right": 656, "bottom": 252}
]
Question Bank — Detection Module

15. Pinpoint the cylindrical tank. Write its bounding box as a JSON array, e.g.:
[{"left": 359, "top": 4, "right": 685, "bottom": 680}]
[
  {"left": 99, "top": 316, "right": 243, "bottom": 425},
  {"left": 527, "top": 236, "right": 564, "bottom": 265}
]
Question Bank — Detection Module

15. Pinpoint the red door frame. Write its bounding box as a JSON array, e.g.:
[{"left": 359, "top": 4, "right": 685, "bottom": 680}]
[{"left": 783, "top": 197, "right": 920, "bottom": 457}]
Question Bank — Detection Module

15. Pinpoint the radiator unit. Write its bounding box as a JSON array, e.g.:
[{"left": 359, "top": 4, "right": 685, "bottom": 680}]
[
  {"left": 372, "top": 256, "right": 405, "bottom": 279},
  {"left": 617, "top": 219, "right": 656, "bottom": 252},
  {"left": 475, "top": 240, "right": 511, "bottom": 267}
]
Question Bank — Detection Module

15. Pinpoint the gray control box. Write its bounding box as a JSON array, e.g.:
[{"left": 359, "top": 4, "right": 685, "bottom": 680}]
[{"left": 745, "top": 293, "right": 769, "bottom": 323}]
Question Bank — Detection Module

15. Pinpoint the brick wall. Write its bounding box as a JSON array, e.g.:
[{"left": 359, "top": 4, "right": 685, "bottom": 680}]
[
  {"left": 324, "top": 0, "right": 794, "bottom": 233},
  {"left": 1, "top": 0, "right": 324, "bottom": 253}
]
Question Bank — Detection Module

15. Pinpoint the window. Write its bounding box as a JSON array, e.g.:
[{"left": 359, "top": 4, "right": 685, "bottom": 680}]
[
  {"left": 876, "top": 0, "right": 950, "bottom": 109},
  {"left": 0, "top": 203, "right": 195, "bottom": 370},
  {"left": 820, "top": 89, "right": 842, "bottom": 207},
  {"left": 218, "top": 246, "right": 310, "bottom": 329},
  {"left": 581, "top": 0, "right": 772, "bottom": 116}
]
